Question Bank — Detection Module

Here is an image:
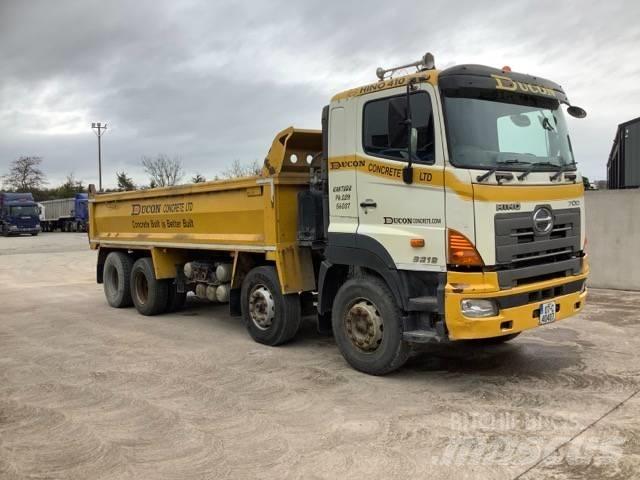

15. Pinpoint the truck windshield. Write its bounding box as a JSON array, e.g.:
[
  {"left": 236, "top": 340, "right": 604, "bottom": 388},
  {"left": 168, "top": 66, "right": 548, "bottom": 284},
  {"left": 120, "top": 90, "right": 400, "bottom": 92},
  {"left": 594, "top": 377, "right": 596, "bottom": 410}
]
[
  {"left": 443, "top": 93, "right": 575, "bottom": 170},
  {"left": 10, "top": 205, "right": 39, "bottom": 216}
]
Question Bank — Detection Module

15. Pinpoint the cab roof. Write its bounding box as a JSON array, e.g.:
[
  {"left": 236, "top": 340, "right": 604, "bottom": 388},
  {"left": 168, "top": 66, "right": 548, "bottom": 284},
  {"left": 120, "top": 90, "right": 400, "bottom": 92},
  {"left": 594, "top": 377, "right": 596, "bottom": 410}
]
[
  {"left": 331, "top": 70, "right": 440, "bottom": 102},
  {"left": 439, "top": 64, "right": 567, "bottom": 103},
  {"left": 331, "top": 64, "right": 568, "bottom": 104}
]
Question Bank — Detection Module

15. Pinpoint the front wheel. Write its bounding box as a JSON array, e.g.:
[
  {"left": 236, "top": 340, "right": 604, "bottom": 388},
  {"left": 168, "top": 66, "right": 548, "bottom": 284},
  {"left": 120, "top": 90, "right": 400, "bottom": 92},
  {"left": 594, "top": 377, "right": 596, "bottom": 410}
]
[
  {"left": 332, "top": 276, "right": 410, "bottom": 375},
  {"left": 241, "top": 265, "right": 300, "bottom": 346}
]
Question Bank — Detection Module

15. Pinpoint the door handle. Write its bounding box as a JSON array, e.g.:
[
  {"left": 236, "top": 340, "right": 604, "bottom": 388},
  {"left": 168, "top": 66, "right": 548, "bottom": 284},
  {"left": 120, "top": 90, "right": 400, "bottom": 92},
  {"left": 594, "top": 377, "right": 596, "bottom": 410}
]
[{"left": 360, "top": 199, "right": 377, "bottom": 209}]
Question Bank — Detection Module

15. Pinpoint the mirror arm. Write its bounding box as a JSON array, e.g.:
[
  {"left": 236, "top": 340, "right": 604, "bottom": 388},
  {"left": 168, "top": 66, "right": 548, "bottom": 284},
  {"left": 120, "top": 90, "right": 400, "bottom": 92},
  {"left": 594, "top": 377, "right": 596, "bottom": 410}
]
[{"left": 403, "top": 79, "right": 415, "bottom": 184}]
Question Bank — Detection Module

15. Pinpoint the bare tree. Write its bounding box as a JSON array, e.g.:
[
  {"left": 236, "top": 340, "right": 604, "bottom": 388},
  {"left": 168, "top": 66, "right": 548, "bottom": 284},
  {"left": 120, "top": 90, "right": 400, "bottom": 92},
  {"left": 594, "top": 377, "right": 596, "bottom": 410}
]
[
  {"left": 220, "top": 159, "right": 262, "bottom": 179},
  {"left": 2, "top": 156, "right": 47, "bottom": 191},
  {"left": 141, "top": 154, "right": 184, "bottom": 187},
  {"left": 191, "top": 173, "right": 206, "bottom": 183}
]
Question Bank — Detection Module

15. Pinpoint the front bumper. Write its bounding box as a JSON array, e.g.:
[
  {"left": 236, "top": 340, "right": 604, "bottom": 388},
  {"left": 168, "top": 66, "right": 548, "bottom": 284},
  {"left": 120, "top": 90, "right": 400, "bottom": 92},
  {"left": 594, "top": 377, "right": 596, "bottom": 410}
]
[
  {"left": 7, "top": 225, "right": 40, "bottom": 234},
  {"left": 444, "top": 257, "right": 589, "bottom": 340}
]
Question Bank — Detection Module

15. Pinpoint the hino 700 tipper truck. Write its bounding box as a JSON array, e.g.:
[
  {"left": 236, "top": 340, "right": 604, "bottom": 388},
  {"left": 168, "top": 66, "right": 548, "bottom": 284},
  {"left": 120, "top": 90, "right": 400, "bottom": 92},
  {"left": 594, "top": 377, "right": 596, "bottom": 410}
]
[{"left": 89, "top": 54, "right": 589, "bottom": 374}]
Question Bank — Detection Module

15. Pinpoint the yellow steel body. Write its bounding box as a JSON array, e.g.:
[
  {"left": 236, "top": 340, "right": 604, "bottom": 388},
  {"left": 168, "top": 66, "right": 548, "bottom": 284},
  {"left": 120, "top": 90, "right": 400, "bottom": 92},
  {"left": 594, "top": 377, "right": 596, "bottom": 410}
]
[
  {"left": 444, "top": 257, "right": 589, "bottom": 340},
  {"left": 89, "top": 128, "right": 321, "bottom": 294}
]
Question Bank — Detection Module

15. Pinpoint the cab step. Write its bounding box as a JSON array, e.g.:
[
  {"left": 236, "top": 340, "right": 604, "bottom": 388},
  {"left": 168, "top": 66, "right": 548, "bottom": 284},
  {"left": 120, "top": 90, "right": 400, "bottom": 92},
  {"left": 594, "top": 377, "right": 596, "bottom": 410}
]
[
  {"left": 403, "top": 330, "right": 440, "bottom": 342},
  {"left": 407, "top": 296, "right": 439, "bottom": 312}
]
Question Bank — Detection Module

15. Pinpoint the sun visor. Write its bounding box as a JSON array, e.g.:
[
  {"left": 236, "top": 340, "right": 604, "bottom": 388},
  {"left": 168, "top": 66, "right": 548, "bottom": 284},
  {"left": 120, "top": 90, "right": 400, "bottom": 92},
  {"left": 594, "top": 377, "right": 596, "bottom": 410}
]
[{"left": 439, "top": 64, "right": 569, "bottom": 105}]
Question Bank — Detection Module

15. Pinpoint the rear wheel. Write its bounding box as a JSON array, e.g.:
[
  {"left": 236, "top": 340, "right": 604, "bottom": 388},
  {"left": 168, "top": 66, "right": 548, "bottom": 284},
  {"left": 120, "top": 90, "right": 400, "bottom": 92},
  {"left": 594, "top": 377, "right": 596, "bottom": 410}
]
[
  {"left": 241, "top": 266, "right": 300, "bottom": 346},
  {"left": 332, "top": 276, "right": 410, "bottom": 375},
  {"left": 130, "top": 257, "right": 168, "bottom": 316},
  {"left": 103, "top": 251, "right": 134, "bottom": 308}
]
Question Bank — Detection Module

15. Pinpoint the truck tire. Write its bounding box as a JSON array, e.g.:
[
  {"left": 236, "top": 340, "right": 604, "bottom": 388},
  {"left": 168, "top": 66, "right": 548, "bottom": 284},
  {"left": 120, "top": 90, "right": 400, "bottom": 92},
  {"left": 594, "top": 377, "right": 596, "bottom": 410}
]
[
  {"left": 332, "top": 276, "right": 411, "bottom": 375},
  {"left": 130, "top": 257, "right": 168, "bottom": 316},
  {"left": 103, "top": 251, "right": 134, "bottom": 308},
  {"left": 241, "top": 265, "right": 300, "bottom": 346},
  {"left": 166, "top": 282, "right": 187, "bottom": 313}
]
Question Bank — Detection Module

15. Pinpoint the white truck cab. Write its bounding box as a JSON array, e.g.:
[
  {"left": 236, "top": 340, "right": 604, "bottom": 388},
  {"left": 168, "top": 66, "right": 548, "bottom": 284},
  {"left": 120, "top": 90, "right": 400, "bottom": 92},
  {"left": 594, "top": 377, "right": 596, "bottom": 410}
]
[{"left": 313, "top": 54, "right": 588, "bottom": 373}]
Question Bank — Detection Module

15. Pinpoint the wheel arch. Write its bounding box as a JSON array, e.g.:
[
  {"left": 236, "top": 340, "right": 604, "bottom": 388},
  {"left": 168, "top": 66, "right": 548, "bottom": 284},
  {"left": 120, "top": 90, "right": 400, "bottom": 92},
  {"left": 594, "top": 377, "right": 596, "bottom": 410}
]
[
  {"left": 230, "top": 252, "right": 274, "bottom": 316},
  {"left": 318, "top": 233, "right": 408, "bottom": 315}
]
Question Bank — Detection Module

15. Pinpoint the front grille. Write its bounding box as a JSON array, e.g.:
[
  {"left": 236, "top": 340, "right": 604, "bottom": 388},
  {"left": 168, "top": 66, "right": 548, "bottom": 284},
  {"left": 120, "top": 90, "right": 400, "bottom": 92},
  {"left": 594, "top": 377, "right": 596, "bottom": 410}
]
[
  {"left": 495, "top": 208, "right": 580, "bottom": 265},
  {"left": 494, "top": 207, "right": 582, "bottom": 288}
]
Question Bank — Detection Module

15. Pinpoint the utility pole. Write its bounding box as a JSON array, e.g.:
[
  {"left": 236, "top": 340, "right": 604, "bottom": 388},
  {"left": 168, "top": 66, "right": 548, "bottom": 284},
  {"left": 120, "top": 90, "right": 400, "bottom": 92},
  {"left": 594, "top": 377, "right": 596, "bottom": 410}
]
[{"left": 91, "top": 122, "right": 107, "bottom": 191}]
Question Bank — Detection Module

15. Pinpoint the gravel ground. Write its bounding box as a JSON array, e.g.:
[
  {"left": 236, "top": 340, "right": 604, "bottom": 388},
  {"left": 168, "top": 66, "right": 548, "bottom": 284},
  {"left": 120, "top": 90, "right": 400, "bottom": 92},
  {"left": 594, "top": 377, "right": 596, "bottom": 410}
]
[{"left": 1, "top": 233, "right": 639, "bottom": 479}]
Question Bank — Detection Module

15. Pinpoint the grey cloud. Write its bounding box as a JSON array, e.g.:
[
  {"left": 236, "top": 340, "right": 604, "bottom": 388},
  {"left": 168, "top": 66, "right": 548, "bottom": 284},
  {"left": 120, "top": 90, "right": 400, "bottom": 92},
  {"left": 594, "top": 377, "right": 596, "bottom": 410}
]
[{"left": 1, "top": 0, "right": 639, "bottom": 187}]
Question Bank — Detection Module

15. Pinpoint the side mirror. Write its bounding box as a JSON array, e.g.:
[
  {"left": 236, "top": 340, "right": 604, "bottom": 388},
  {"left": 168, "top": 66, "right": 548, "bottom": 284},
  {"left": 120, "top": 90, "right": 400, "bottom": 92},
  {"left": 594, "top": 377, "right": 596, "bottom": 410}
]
[
  {"left": 567, "top": 105, "right": 587, "bottom": 119},
  {"left": 387, "top": 97, "right": 408, "bottom": 147},
  {"left": 410, "top": 127, "right": 418, "bottom": 156}
]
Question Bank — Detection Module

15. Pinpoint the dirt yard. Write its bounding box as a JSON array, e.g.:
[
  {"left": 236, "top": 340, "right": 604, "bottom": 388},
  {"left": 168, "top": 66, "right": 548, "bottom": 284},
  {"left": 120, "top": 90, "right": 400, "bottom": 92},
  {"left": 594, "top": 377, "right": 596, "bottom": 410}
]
[{"left": 1, "top": 233, "right": 638, "bottom": 479}]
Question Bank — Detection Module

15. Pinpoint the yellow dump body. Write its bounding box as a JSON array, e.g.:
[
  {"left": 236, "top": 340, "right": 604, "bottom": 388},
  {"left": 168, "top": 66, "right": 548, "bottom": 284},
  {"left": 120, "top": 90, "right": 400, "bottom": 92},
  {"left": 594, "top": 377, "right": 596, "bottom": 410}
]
[{"left": 89, "top": 128, "right": 322, "bottom": 294}]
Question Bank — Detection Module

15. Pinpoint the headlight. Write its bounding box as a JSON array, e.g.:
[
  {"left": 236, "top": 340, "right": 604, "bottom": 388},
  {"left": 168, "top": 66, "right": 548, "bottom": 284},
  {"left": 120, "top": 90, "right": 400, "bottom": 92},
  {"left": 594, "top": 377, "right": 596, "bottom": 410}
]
[
  {"left": 461, "top": 299, "right": 498, "bottom": 318},
  {"left": 9, "top": 225, "right": 17, "bottom": 230}
]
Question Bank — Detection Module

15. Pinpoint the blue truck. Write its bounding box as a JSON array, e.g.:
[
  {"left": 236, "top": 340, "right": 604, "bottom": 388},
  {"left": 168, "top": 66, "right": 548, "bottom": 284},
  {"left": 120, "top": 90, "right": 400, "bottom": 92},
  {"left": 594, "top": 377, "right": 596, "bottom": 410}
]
[
  {"left": 0, "top": 192, "right": 41, "bottom": 236},
  {"left": 39, "top": 193, "right": 89, "bottom": 232}
]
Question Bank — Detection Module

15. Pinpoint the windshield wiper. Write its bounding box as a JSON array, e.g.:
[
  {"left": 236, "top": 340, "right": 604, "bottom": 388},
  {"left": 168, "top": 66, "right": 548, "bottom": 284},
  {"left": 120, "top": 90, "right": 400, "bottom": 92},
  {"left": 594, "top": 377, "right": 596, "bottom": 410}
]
[
  {"left": 540, "top": 115, "right": 556, "bottom": 132},
  {"left": 517, "top": 161, "right": 562, "bottom": 180},
  {"left": 550, "top": 160, "right": 578, "bottom": 181},
  {"left": 476, "top": 159, "right": 531, "bottom": 183}
]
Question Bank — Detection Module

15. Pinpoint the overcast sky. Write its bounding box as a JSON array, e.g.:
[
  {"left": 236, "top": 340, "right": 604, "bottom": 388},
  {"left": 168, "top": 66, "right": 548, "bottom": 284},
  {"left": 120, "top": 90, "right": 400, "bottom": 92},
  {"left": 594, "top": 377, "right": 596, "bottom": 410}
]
[{"left": 1, "top": 0, "right": 638, "bottom": 188}]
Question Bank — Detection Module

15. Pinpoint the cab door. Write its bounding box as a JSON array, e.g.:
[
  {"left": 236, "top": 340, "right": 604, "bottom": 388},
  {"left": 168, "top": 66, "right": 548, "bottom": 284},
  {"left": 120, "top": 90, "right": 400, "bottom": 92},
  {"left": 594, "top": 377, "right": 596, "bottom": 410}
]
[{"left": 355, "top": 84, "right": 447, "bottom": 272}]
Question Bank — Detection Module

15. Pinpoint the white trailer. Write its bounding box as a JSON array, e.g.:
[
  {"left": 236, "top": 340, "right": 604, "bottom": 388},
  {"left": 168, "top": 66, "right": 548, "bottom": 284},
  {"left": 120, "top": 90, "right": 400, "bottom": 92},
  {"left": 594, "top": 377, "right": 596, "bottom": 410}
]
[{"left": 40, "top": 198, "right": 84, "bottom": 232}]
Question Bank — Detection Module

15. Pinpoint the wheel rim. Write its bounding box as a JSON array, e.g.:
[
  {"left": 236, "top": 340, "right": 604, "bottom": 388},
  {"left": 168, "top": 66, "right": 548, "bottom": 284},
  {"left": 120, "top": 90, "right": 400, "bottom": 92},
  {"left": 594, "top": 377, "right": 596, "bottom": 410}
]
[
  {"left": 134, "top": 271, "right": 149, "bottom": 305},
  {"left": 344, "top": 298, "right": 383, "bottom": 352},
  {"left": 249, "top": 284, "right": 275, "bottom": 330}
]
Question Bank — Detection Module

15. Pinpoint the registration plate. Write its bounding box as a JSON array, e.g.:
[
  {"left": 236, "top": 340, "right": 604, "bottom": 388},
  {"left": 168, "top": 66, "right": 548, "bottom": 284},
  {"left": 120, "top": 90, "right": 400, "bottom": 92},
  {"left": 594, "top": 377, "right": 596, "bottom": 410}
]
[{"left": 539, "top": 301, "right": 557, "bottom": 325}]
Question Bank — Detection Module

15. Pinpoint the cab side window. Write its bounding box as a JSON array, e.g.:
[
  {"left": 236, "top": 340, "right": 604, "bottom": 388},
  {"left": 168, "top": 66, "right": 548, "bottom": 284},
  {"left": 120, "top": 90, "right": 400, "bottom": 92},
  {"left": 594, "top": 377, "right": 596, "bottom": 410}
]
[{"left": 363, "top": 91, "right": 435, "bottom": 163}]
